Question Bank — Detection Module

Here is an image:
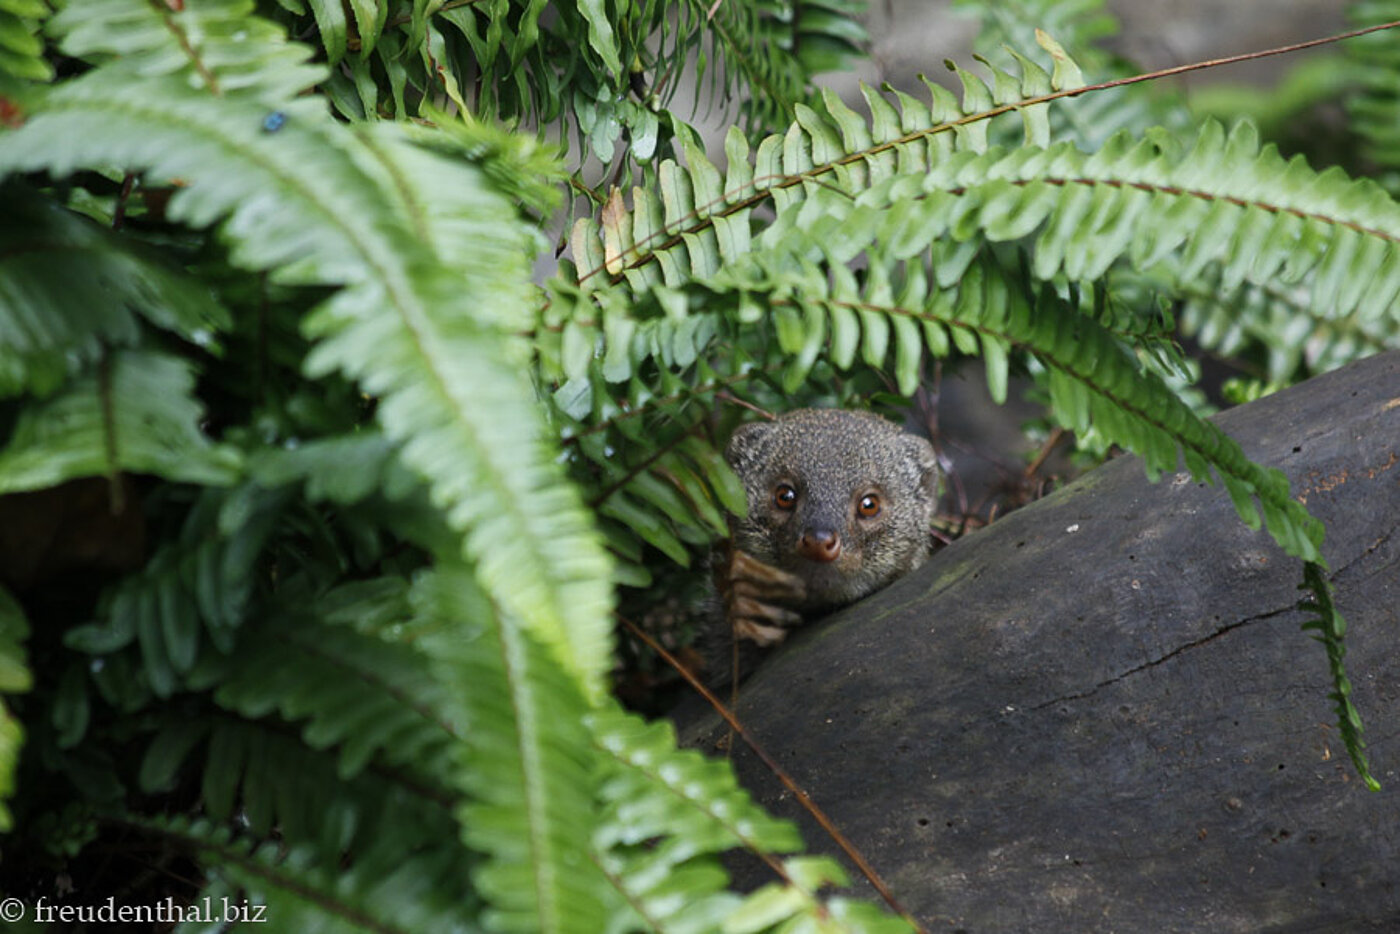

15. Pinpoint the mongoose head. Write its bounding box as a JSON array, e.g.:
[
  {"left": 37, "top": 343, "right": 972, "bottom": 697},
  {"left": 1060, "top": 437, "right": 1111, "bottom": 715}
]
[{"left": 725, "top": 408, "right": 939, "bottom": 611}]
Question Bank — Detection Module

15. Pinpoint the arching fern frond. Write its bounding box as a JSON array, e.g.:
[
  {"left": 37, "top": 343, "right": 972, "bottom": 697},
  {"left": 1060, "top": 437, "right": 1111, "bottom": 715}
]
[
  {"left": 59, "top": 484, "right": 283, "bottom": 710},
  {"left": 559, "top": 106, "right": 1400, "bottom": 567},
  {"left": 0, "top": 349, "right": 242, "bottom": 493},
  {"left": 590, "top": 707, "right": 801, "bottom": 928},
  {"left": 141, "top": 715, "right": 457, "bottom": 862},
  {"left": 567, "top": 37, "right": 1086, "bottom": 289},
  {"left": 681, "top": 0, "right": 869, "bottom": 130},
  {"left": 1173, "top": 270, "right": 1395, "bottom": 382},
  {"left": 416, "top": 561, "right": 614, "bottom": 934},
  {"left": 688, "top": 248, "right": 1324, "bottom": 561},
  {"left": 0, "top": 67, "right": 614, "bottom": 698},
  {"left": 50, "top": 0, "right": 324, "bottom": 99},
  {"left": 205, "top": 579, "right": 455, "bottom": 784}
]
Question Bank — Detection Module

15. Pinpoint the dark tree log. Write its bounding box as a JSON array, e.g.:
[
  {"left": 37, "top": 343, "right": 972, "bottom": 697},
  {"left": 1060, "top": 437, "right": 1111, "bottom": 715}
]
[{"left": 681, "top": 351, "right": 1400, "bottom": 933}]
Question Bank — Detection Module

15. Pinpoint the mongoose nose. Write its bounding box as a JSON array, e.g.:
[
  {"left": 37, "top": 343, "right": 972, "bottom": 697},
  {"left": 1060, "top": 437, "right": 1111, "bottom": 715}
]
[{"left": 797, "top": 529, "right": 842, "bottom": 563}]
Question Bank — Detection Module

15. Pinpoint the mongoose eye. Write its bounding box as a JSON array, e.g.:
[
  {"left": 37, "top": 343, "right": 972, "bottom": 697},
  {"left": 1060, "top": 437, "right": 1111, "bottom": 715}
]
[
  {"left": 773, "top": 483, "right": 798, "bottom": 511},
  {"left": 857, "top": 493, "right": 881, "bottom": 518}
]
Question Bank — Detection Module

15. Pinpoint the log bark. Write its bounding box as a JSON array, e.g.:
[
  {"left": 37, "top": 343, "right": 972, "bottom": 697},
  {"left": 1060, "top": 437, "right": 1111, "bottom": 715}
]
[{"left": 680, "top": 350, "right": 1400, "bottom": 933}]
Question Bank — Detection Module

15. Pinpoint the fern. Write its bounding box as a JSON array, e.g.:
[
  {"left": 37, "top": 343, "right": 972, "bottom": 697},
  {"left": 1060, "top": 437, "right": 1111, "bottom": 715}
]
[
  {"left": 591, "top": 708, "right": 912, "bottom": 933},
  {"left": 274, "top": 0, "right": 865, "bottom": 164},
  {"left": 50, "top": 0, "right": 324, "bottom": 100},
  {"left": 0, "top": 0, "right": 51, "bottom": 87},
  {"left": 0, "top": 349, "right": 242, "bottom": 492},
  {"left": 563, "top": 56, "right": 1400, "bottom": 554},
  {"left": 131, "top": 815, "right": 482, "bottom": 932},
  {"left": 1348, "top": 0, "right": 1400, "bottom": 188},
  {"left": 0, "top": 587, "right": 28, "bottom": 832},
  {"left": 0, "top": 181, "right": 229, "bottom": 397},
  {"left": 415, "top": 561, "right": 616, "bottom": 933},
  {"left": 0, "top": 61, "right": 614, "bottom": 699}
]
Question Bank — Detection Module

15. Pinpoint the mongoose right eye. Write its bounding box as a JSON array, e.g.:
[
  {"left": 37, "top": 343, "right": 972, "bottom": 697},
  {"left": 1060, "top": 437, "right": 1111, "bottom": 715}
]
[{"left": 773, "top": 484, "right": 798, "bottom": 510}]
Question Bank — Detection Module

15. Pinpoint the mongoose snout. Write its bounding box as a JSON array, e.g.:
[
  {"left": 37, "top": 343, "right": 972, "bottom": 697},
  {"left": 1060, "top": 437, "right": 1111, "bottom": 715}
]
[{"left": 797, "top": 528, "right": 841, "bottom": 563}]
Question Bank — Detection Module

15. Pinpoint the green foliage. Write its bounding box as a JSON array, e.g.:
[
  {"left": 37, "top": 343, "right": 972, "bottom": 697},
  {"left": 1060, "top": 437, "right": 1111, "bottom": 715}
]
[
  {"left": 0, "top": 180, "right": 230, "bottom": 396},
  {"left": 0, "top": 0, "right": 1394, "bottom": 930},
  {"left": 0, "top": 349, "right": 242, "bottom": 492},
  {"left": 0, "top": 587, "right": 28, "bottom": 832},
  {"left": 0, "top": 0, "right": 50, "bottom": 89},
  {"left": 1349, "top": 0, "right": 1400, "bottom": 186}
]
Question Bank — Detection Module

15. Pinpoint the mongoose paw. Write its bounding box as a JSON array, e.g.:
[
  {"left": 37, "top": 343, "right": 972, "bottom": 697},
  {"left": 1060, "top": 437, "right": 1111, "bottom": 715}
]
[{"left": 723, "top": 548, "right": 806, "bottom": 646}]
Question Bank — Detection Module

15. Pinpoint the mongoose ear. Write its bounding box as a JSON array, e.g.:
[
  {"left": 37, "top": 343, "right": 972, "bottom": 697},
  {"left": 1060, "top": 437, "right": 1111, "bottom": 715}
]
[
  {"left": 725, "top": 419, "right": 776, "bottom": 472},
  {"left": 902, "top": 433, "right": 940, "bottom": 497}
]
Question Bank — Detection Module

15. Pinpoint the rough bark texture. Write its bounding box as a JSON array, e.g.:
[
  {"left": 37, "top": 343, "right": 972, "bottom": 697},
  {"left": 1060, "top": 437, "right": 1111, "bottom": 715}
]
[{"left": 679, "top": 351, "right": 1400, "bottom": 933}]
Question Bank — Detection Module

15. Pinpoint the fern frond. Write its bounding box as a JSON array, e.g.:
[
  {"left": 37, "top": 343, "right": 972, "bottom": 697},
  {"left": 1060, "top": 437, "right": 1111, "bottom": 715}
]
[
  {"left": 0, "top": 72, "right": 614, "bottom": 698},
  {"left": 1298, "top": 562, "right": 1379, "bottom": 790},
  {"left": 558, "top": 52, "right": 1400, "bottom": 785},
  {"left": 1174, "top": 272, "right": 1394, "bottom": 381},
  {"left": 249, "top": 433, "right": 413, "bottom": 506},
  {"left": 0, "top": 586, "right": 29, "bottom": 832},
  {"left": 703, "top": 247, "right": 1328, "bottom": 562},
  {"left": 131, "top": 814, "right": 480, "bottom": 931},
  {"left": 416, "top": 561, "right": 614, "bottom": 934},
  {"left": 60, "top": 485, "right": 281, "bottom": 708},
  {"left": 724, "top": 856, "right": 915, "bottom": 933},
  {"left": 0, "top": 349, "right": 242, "bottom": 493},
  {"left": 0, "top": 180, "right": 230, "bottom": 397},
  {"left": 567, "top": 36, "right": 1084, "bottom": 288},
  {"left": 141, "top": 714, "right": 455, "bottom": 859},
  {"left": 125, "top": 579, "right": 461, "bottom": 859},
  {"left": 51, "top": 0, "right": 324, "bottom": 100},
  {"left": 205, "top": 580, "right": 455, "bottom": 783},
  {"left": 575, "top": 113, "right": 1400, "bottom": 401},
  {"left": 575, "top": 53, "right": 1400, "bottom": 342},
  {"left": 1347, "top": 1, "right": 1400, "bottom": 188},
  {"left": 0, "top": 0, "right": 52, "bottom": 86},
  {"left": 592, "top": 707, "right": 857, "bottom": 932},
  {"left": 682, "top": 0, "right": 867, "bottom": 130}
]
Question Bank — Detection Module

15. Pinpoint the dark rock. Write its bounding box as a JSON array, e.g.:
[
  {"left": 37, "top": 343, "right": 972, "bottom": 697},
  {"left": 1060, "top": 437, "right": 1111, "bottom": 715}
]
[{"left": 681, "top": 351, "right": 1400, "bottom": 932}]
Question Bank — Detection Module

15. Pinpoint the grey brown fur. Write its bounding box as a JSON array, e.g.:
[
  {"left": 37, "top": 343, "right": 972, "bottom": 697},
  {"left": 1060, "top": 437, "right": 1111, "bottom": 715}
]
[{"left": 712, "top": 408, "right": 938, "bottom": 671}]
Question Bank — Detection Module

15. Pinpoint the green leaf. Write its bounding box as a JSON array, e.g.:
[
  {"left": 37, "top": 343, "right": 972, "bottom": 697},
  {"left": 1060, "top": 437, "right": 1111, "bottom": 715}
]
[
  {"left": 307, "top": 0, "right": 348, "bottom": 65},
  {"left": 53, "top": 0, "right": 324, "bottom": 99},
  {"left": 0, "top": 180, "right": 231, "bottom": 397},
  {"left": 0, "top": 587, "right": 29, "bottom": 831},
  {"left": 0, "top": 349, "right": 242, "bottom": 492},
  {"left": 577, "top": 0, "right": 621, "bottom": 77}
]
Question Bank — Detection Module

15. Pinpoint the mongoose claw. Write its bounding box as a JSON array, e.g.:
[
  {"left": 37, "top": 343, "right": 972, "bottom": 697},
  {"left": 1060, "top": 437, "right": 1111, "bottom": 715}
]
[
  {"left": 729, "top": 594, "right": 804, "bottom": 629},
  {"left": 727, "top": 548, "right": 807, "bottom": 603},
  {"left": 732, "top": 617, "right": 790, "bottom": 647}
]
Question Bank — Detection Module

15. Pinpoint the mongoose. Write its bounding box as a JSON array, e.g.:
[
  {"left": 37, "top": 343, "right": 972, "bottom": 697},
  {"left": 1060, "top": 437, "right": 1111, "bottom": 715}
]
[{"left": 715, "top": 408, "right": 939, "bottom": 657}]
